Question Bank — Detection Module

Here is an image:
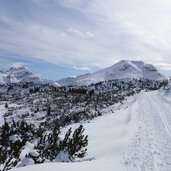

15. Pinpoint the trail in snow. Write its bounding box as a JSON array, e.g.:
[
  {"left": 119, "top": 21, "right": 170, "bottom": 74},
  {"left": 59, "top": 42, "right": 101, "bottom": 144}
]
[{"left": 123, "top": 91, "right": 171, "bottom": 171}]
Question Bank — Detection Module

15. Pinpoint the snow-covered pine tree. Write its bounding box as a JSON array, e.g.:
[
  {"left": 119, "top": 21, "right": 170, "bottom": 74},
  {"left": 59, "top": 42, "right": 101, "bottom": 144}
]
[{"left": 67, "top": 125, "right": 88, "bottom": 160}]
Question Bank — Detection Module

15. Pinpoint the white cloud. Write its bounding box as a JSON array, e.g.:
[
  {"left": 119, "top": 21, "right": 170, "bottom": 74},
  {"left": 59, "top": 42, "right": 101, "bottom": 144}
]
[
  {"left": 155, "top": 63, "right": 171, "bottom": 71},
  {"left": 67, "top": 28, "right": 94, "bottom": 38},
  {"left": 67, "top": 28, "right": 85, "bottom": 38},
  {"left": 0, "top": 0, "right": 171, "bottom": 74},
  {"left": 86, "top": 31, "right": 94, "bottom": 38},
  {"left": 10, "top": 62, "right": 25, "bottom": 68},
  {"left": 73, "top": 66, "right": 91, "bottom": 71}
]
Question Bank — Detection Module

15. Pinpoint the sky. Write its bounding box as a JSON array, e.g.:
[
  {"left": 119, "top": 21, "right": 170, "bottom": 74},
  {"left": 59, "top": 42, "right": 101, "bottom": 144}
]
[{"left": 0, "top": 0, "right": 171, "bottom": 80}]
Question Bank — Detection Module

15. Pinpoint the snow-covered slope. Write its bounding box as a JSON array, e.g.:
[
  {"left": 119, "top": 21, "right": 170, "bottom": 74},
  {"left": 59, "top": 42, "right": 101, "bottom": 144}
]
[
  {"left": 59, "top": 60, "right": 165, "bottom": 85},
  {"left": 11, "top": 89, "right": 171, "bottom": 171}
]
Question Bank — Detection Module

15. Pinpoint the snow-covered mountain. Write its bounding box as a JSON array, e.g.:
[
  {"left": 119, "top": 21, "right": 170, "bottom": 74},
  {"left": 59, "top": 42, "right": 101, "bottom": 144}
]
[
  {"left": 0, "top": 65, "right": 60, "bottom": 86},
  {"left": 0, "top": 65, "right": 41, "bottom": 84},
  {"left": 58, "top": 60, "right": 165, "bottom": 85}
]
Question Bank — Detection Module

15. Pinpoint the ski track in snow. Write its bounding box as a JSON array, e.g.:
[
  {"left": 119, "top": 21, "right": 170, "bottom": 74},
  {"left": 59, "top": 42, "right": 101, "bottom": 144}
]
[{"left": 123, "top": 91, "right": 171, "bottom": 171}]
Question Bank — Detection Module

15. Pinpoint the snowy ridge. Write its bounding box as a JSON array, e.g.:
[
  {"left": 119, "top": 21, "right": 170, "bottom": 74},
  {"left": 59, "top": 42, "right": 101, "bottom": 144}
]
[{"left": 59, "top": 60, "right": 165, "bottom": 85}]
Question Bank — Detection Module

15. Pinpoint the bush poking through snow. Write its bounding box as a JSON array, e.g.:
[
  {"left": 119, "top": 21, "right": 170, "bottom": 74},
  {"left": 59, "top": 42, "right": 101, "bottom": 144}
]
[
  {"left": 5, "top": 103, "right": 8, "bottom": 109},
  {"left": 0, "top": 121, "right": 88, "bottom": 171},
  {"left": 67, "top": 125, "right": 88, "bottom": 161},
  {"left": 0, "top": 121, "right": 25, "bottom": 171},
  {"left": 34, "top": 125, "right": 88, "bottom": 162}
]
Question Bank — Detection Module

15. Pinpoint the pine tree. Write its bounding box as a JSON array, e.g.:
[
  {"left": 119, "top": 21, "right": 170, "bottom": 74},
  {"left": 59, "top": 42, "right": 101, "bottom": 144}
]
[
  {"left": 5, "top": 103, "right": 8, "bottom": 108},
  {"left": 47, "top": 105, "right": 51, "bottom": 116},
  {"left": 67, "top": 125, "right": 88, "bottom": 160},
  {"left": 1, "top": 121, "right": 10, "bottom": 145},
  {"left": 0, "top": 121, "right": 25, "bottom": 171}
]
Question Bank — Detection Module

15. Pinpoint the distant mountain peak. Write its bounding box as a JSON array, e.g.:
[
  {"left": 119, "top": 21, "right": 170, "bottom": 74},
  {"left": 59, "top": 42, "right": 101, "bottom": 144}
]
[
  {"left": 0, "top": 66, "right": 37, "bottom": 84},
  {"left": 0, "top": 64, "right": 61, "bottom": 86},
  {"left": 58, "top": 60, "right": 165, "bottom": 86}
]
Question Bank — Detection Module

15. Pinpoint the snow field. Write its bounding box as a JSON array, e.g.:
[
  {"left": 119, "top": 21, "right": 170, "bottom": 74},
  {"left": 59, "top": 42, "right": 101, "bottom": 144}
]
[{"left": 12, "top": 90, "right": 171, "bottom": 171}]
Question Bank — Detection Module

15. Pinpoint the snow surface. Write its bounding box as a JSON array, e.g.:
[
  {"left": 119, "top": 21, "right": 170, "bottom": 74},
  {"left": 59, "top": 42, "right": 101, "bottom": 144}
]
[
  {"left": 12, "top": 89, "right": 171, "bottom": 171},
  {"left": 123, "top": 91, "right": 171, "bottom": 170},
  {"left": 59, "top": 60, "right": 165, "bottom": 85},
  {"left": 17, "top": 142, "right": 39, "bottom": 167}
]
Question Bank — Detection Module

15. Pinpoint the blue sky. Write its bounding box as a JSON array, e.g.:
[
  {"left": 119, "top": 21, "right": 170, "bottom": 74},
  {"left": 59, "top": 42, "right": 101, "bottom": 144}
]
[{"left": 1, "top": 0, "right": 171, "bottom": 79}]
